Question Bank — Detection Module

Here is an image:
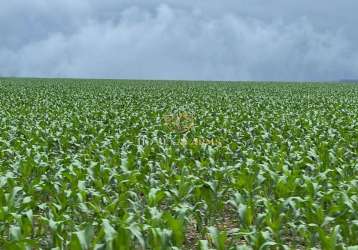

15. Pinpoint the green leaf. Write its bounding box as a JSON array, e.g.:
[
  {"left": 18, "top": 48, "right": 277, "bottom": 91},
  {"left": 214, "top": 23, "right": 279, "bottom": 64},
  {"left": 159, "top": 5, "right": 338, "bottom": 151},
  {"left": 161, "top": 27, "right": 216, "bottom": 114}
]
[
  {"left": 127, "top": 224, "right": 145, "bottom": 249},
  {"left": 9, "top": 225, "right": 21, "bottom": 241}
]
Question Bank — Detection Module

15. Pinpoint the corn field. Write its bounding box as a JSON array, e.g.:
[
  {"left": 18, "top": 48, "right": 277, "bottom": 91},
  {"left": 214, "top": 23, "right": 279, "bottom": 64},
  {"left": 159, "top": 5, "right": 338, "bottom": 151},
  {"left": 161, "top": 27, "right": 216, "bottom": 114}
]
[{"left": 0, "top": 78, "right": 357, "bottom": 249}]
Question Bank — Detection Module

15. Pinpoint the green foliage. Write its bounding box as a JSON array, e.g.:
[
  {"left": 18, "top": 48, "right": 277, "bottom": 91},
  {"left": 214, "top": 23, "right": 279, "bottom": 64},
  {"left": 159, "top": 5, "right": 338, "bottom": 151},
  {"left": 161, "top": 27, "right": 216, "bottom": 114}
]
[{"left": 0, "top": 78, "right": 357, "bottom": 249}]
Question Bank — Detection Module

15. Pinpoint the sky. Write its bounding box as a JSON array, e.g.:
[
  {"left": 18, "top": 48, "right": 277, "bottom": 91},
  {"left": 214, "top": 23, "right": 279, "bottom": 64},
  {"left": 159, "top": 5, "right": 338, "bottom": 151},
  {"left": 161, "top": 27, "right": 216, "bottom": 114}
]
[{"left": 1, "top": 0, "right": 358, "bottom": 81}]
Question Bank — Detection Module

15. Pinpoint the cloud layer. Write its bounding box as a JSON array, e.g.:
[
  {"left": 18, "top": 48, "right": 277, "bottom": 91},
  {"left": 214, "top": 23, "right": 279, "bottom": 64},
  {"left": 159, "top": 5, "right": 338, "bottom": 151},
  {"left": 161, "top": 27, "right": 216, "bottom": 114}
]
[{"left": 1, "top": 1, "right": 358, "bottom": 81}]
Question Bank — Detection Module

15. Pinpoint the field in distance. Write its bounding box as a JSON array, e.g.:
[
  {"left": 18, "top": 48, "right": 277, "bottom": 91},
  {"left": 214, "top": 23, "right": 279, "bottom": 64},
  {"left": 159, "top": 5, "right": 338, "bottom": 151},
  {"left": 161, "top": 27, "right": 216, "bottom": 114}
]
[{"left": 0, "top": 78, "right": 357, "bottom": 249}]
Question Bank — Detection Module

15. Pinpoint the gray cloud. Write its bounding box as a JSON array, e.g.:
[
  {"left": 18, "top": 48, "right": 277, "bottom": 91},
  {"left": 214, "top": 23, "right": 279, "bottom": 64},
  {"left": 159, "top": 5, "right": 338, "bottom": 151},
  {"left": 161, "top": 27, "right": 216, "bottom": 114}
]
[{"left": 1, "top": 1, "right": 358, "bottom": 81}]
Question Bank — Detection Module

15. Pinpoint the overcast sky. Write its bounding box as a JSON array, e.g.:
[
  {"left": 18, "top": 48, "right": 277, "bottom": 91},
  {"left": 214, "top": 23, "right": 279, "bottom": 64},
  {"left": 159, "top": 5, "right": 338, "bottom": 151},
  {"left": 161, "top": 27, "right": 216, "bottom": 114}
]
[{"left": 1, "top": 1, "right": 358, "bottom": 81}]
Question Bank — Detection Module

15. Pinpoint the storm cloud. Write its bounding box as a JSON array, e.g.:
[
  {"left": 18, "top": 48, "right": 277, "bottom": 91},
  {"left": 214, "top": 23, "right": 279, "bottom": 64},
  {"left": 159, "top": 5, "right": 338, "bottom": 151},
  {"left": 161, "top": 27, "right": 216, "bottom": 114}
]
[{"left": 1, "top": 1, "right": 358, "bottom": 81}]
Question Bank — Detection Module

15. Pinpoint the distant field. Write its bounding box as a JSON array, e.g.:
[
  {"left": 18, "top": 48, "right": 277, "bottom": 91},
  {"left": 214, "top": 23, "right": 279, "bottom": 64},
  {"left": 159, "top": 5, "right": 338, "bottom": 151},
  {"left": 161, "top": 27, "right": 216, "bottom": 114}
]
[{"left": 0, "top": 78, "right": 357, "bottom": 249}]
